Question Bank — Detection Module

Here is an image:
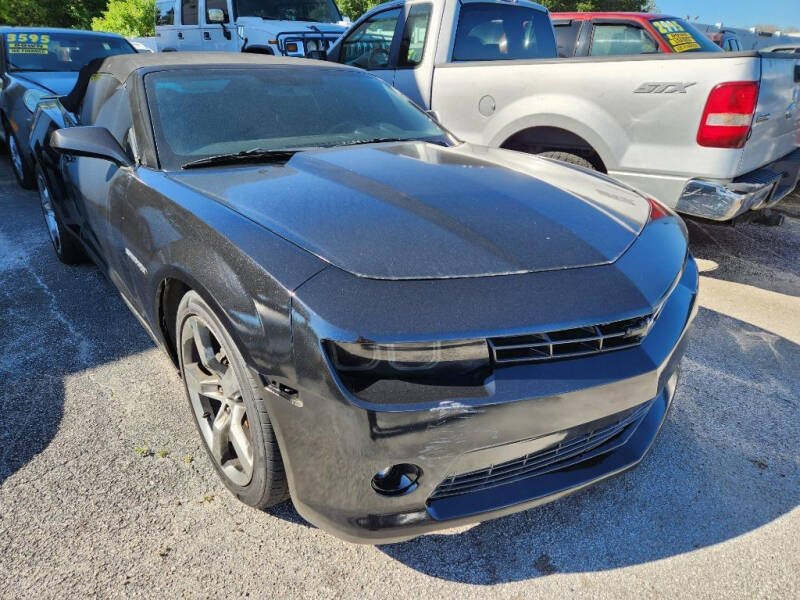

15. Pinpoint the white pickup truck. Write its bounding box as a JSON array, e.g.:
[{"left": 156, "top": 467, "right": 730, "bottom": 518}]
[
  {"left": 328, "top": 0, "right": 800, "bottom": 220},
  {"left": 155, "top": 0, "right": 348, "bottom": 57}
]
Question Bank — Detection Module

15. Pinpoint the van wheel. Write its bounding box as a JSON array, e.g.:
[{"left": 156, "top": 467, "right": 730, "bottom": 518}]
[
  {"left": 177, "top": 291, "right": 289, "bottom": 508},
  {"left": 537, "top": 151, "right": 595, "bottom": 171}
]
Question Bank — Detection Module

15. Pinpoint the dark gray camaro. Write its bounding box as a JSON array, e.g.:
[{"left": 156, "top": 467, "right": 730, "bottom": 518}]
[{"left": 30, "top": 53, "right": 698, "bottom": 543}]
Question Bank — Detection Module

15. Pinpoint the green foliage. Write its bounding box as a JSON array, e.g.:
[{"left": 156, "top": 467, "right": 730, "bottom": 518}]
[
  {"left": 336, "top": 0, "right": 379, "bottom": 21},
  {"left": 91, "top": 0, "right": 156, "bottom": 37},
  {"left": 0, "top": 0, "right": 107, "bottom": 29}
]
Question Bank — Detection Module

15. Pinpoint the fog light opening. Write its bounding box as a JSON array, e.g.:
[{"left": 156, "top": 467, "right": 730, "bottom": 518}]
[{"left": 371, "top": 464, "right": 422, "bottom": 496}]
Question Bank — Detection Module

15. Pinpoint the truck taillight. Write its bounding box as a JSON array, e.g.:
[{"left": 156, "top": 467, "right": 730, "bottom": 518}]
[{"left": 697, "top": 81, "right": 759, "bottom": 149}]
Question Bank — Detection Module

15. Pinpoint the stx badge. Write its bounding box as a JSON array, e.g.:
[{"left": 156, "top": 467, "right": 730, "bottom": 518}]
[{"left": 634, "top": 82, "right": 697, "bottom": 94}]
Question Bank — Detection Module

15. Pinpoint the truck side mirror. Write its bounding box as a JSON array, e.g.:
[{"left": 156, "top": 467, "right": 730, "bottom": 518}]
[
  {"left": 207, "top": 8, "right": 225, "bottom": 24},
  {"left": 306, "top": 50, "right": 327, "bottom": 61}
]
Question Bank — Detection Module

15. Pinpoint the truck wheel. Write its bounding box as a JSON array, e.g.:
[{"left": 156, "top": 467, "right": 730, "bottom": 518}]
[
  {"left": 537, "top": 151, "right": 595, "bottom": 171},
  {"left": 177, "top": 290, "right": 290, "bottom": 509},
  {"left": 7, "top": 126, "right": 35, "bottom": 189}
]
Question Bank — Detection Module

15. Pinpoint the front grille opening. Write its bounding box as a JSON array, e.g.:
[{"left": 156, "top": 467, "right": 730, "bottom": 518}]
[
  {"left": 489, "top": 313, "right": 654, "bottom": 365},
  {"left": 428, "top": 401, "right": 652, "bottom": 501}
]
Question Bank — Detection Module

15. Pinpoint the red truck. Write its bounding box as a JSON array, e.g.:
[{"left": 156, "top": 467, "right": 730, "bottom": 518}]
[{"left": 551, "top": 12, "right": 723, "bottom": 57}]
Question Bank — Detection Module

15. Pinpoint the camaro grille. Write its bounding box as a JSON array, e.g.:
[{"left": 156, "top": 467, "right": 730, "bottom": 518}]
[
  {"left": 488, "top": 313, "right": 656, "bottom": 365},
  {"left": 429, "top": 401, "right": 652, "bottom": 501}
]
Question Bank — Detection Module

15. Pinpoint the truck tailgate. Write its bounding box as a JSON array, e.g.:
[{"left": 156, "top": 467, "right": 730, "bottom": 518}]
[{"left": 739, "top": 55, "right": 800, "bottom": 175}]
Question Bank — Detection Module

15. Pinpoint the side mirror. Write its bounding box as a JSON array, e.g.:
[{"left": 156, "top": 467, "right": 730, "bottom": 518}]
[
  {"left": 50, "top": 126, "right": 133, "bottom": 167},
  {"left": 306, "top": 50, "right": 327, "bottom": 60},
  {"left": 207, "top": 8, "right": 225, "bottom": 24}
]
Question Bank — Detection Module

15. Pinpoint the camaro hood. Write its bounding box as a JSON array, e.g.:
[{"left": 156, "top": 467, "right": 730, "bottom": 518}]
[
  {"left": 14, "top": 71, "right": 79, "bottom": 96},
  {"left": 169, "top": 142, "right": 651, "bottom": 280}
]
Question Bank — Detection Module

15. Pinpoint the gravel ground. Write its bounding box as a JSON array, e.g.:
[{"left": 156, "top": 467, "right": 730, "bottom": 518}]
[{"left": 0, "top": 159, "right": 798, "bottom": 599}]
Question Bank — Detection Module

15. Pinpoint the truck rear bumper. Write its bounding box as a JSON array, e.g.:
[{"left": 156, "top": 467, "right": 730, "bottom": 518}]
[{"left": 675, "top": 148, "right": 800, "bottom": 221}]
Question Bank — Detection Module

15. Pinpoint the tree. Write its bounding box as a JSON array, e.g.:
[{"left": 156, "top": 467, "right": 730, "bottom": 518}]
[
  {"left": 91, "top": 0, "right": 156, "bottom": 37},
  {"left": 0, "top": 0, "right": 107, "bottom": 29},
  {"left": 337, "top": 0, "right": 379, "bottom": 21}
]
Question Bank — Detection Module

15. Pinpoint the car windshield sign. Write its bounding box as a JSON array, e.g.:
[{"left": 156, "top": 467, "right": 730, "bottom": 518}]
[
  {"left": 650, "top": 19, "right": 722, "bottom": 53},
  {"left": 3, "top": 32, "right": 135, "bottom": 72},
  {"left": 235, "top": 0, "right": 341, "bottom": 23},
  {"left": 145, "top": 68, "right": 452, "bottom": 171}
]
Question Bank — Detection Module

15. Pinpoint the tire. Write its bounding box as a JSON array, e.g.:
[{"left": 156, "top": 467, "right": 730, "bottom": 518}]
[
  {"left": 6, "top": 126, "right": 34, "bottom": 189},
  {"left": 536, "top": 151, "right": 595, "bottom": 171},
  {"left": 35, "top": 165, "right": 87, "bottom": 265},
  {"left": 177, "top": 290, "right": 289, "bottom": 508}
]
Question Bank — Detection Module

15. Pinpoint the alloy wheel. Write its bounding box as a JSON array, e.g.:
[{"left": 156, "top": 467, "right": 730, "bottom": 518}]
[
  {"left": 181, "top": 315, "right": 254, "bottom": 486},
  {"left": 9, "top": 134, "right": 24, "bottom": 180},
  {"left": 37, "top": 172, "right": 61, "bottom": 254}
]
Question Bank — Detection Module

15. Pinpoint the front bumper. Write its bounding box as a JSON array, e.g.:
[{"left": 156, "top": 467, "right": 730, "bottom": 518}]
[
  {"left": 675, "top": 148, "right": 800, "bottom": 220},
  {"left": 260, "top": 254, "right": 699, "bottom": 544}
]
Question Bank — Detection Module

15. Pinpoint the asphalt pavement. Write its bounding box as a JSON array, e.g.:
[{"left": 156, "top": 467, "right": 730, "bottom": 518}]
[{"left": 0, "top": 159, "right": 797, "bottom": 599}]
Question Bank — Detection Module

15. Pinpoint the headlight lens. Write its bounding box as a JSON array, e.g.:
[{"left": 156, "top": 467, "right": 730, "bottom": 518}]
[
  {"left": 326, "top": 339, "right": 490, "bottom": 379},
  {"left": 23, "top": 89, "right": 49, "bottom": 113}
]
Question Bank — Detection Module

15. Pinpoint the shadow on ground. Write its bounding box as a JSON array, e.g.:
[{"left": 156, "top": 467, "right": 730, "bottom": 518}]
[{"left": 0, "top": 185, "right": 154, "bottom": 485}]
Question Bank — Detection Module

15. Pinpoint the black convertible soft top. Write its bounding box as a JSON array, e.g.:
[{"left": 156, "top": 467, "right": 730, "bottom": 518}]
[{"left": 61, "top": 52, "right": 348, "bottom": 113}]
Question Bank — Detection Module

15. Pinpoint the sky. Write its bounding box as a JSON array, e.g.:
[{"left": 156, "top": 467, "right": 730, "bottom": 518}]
[{"left": 657, "top": 0, "right": 799, "bottom": 30}]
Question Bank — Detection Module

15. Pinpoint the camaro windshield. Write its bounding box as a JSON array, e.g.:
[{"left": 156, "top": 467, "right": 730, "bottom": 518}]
[
  {"left": 3, "top": 32, "right": 135, "bottom": 72},
  {"left": 145, "top": 68, "right": 451, "bottom": 171},
  {"left": 235, "top": 0, "right": 341, "bottom": 23}
]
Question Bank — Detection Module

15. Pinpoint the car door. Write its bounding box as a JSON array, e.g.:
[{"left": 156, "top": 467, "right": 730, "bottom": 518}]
[
  {"left": 333, "top": 7, "right": 405, "bottom": 86},
  {"left": 201, "top": 0, "right": 238, "bottom": 51},
  {"left": 177, "top": 0, "right": 204, "bottom": 50},
  {"left": 65, "top": 75, "right": 134, "bottom": 273}
]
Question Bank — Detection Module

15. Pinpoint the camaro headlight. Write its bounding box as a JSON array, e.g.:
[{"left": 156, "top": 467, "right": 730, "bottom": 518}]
[
  {"left": 23, "top": 89, "right": 49, "bottom": 113},
  {"left": 326, "top": 339, "right": 490, "bottom": 379}
]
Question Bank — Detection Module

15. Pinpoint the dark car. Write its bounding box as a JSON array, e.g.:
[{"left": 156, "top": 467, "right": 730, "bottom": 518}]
[
  {"left": 30, "top": 53, "right": 698, "bottom": 544},
  {"left": 0, "top": 27, "right": 135, "bottom": 188}
]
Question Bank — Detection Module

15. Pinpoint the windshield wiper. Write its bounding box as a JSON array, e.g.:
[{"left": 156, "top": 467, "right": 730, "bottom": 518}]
[
  {"left": 181, "top": 148, "right": 301, "bottom": 170},
  {"left": 335, "top": 136, "right": 450, "bottom": 147}
]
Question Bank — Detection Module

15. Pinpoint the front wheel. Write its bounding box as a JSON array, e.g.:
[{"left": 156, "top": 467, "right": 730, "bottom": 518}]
[
  {"left": 7, "top": 127, "right": 34, "bottom": 189},
  {"left": 177, "top": 291, "right": 289, "bottom": 508},
  {"left": 36, "top": 166, "right": 86, "bottom": 264}
]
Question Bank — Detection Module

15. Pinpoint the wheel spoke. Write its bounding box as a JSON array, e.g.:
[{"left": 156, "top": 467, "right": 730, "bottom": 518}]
[
  {"left": 209, "top": 405, "right": 231, "bottom": 462},
  {"left": 190, "top": 318, "right": 226, "bottom": 378},
  {"left": 229, "top": 404, "right": 253, "bottom": 475}
]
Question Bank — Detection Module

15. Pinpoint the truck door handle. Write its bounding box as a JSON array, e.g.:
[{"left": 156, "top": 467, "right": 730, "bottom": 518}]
[
  {"left": 204, "top": 32, "right": 211, "bottom": 40},
  {"left": 795, "top": 65, "right": 800, "bottom": 83},
  {"left": 178, "top": 32, "right": 183, "bottom": 39}
]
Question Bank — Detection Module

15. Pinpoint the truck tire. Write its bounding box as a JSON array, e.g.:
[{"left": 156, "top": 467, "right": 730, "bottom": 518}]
[
  {"left": 177, "top": 290, "right": 290, "bottom": 509},
  {"left": 537, "top": 151, "right": 595, "bottom": 171}
]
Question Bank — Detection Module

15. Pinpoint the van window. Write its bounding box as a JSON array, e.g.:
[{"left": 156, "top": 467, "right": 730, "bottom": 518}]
[
  {"left": 156, "top": 1, "right": 176, "bottom": 25},
  {"left": 182, "top": 0, "right": 199, "bottom": 25},
  {"left": 453, "top": 3, "right": 557, "bottom": 61},
  {"left": 206, "top": 0, "right": 230, "bottom": 22}
]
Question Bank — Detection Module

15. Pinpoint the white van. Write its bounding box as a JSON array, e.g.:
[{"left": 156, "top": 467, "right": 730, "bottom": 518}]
[{"left": 155, "top": 0, "right": 348, "bottom": 56}]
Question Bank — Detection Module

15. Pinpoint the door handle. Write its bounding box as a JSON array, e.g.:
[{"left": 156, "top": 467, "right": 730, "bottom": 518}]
[
  {"left": 204, "top": 32, "right": 211, "bottom": 40},
  {"left": 178, "top": 32, "right": 183, "bottom": 39}
]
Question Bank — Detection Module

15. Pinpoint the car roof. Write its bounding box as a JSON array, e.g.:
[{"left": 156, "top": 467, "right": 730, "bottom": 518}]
[
  {"left": 552, "top": 12, "right": 673, "bottom": 21},
  {"left": 0, "top": 27, "right": 126, "bottom": 38},
  {"left": 96, "top": 52, "right": 353, "bottom": 82}
]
